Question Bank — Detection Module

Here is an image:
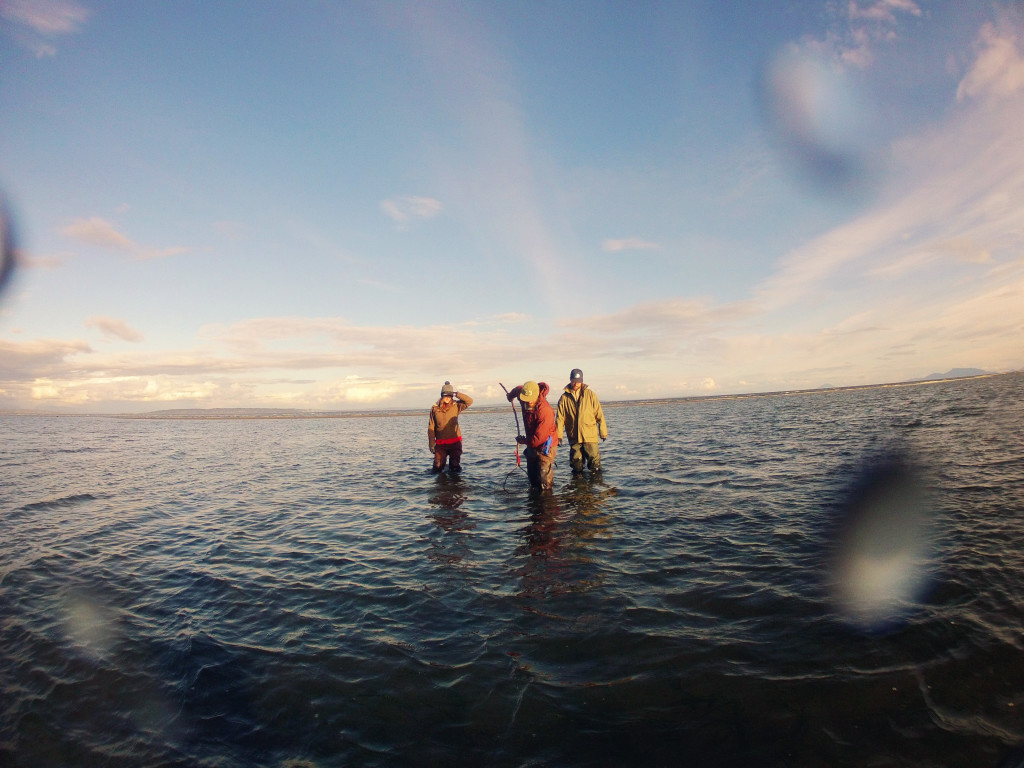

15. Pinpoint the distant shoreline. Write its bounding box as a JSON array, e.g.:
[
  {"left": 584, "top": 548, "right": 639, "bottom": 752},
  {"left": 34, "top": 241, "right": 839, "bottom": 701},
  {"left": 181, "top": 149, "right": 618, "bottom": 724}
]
[{"left": 1, "top": 371, "right": 1015, "bottom": 420}]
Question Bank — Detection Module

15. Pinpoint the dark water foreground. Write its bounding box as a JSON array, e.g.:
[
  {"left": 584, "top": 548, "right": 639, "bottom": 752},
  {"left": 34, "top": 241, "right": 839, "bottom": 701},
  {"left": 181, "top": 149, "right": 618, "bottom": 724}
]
[{"left": 2, "top": 374, "right": 1023, "bottom": 767}]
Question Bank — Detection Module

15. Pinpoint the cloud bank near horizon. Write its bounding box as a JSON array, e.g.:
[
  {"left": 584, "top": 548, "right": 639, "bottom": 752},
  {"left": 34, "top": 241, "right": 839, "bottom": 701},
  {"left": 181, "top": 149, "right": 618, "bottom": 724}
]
[{"left": 1, "top": 9, "right": 1022, "bottom": 412}]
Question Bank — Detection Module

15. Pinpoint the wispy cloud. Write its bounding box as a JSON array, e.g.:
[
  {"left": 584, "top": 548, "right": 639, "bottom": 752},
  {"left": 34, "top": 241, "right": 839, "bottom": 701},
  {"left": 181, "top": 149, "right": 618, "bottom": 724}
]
[
  {"left": 386, "top": 6, "right": 579, "bottom": 312},
  {"left": 602, "top": 237, "right": 660, "bottom": 253},
  {"left": 2, "top": 0, "right": 89, "bottom": 57},
  {"left": 18, "top": 250, "right": 75, "bottom": 270},
  {"left": 750, "top": 23, "right": 1024, "bottom": 385},
  {"left": 85, "top": 316, "right": 144, "bottom": 343},
  {"left": 0, "top": 337, "right": 92, "bottom": 379},
  {"left": 757, "top": 0, "right": 925, "bottom": 196},
  {"left": 379, "top": 196, "right": 443, "bottom": 228},
  {"left": 63, "top": 217, "right": 134, "bottom": 250},
  {"left": 8, "top": 64, "right": 1024, "bottom": 411},
  {"left": 559, "top": 298, "right": 752, "bottom": 338},
  {"left": 5, "top": 13, "right": 1024, "bottom": 412},
  {"left": 807, "top": 0, "right": 923, "bottom": 70},
  {"left": 61, "top": 217, "right": 191, "bottom": 261},
  {"left": 957, "top": 21, "right": 1024, "bottom": 102},
  {"left": 848, "top": 0, "right": 922, "bottom": 25}
]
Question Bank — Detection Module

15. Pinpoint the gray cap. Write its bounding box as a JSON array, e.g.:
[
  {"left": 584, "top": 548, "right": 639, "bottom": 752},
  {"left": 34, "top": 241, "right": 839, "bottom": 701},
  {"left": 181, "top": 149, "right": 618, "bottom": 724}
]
[
  {"left": 440, "top": 381, "right": 455, "bottom": 397},
  {"left": 570, "top": 368, "right": 583, "bottom": 382}
]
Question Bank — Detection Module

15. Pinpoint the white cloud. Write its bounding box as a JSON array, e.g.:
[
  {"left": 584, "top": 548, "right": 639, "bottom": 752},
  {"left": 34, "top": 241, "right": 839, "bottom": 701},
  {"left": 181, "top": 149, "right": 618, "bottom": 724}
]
[
  {"left": 848, "top": 1, "right": 922, "bottom": 25},
  {"left": 6, "top": 15, "right": 1024, "bottom": 411},
  {"left": 559, "top": 298, "right": 752, "bottom": 339},
  {"left": 379, "top": 196, "right": 443, "bottom": 227},
  {"left": 957, "top": 22, "right": 1024, "bottom": 102},
  {"left": 63, "top": 218, "right": 134, "bottom": 250},
  {"left": 2, "top": 0, "right": 88, "bottom": 34},
  {"left": 85, "top": 316, "right": 145, "bottom": 343},
  {"left": 25, "top": 375, "right": 222, "bottom": 406},
  {"left": 760, "top": 61, "right": 1024, "bottom": 313},
  {"left": 795, "top": 0, "right": 922, "bottom": 70},
  {"left": 2, "top": 0, "right": 88, "bottom": 57},
  {"left": 18, "top": 250, "right": 75, "bottom": 269},
  {"left": 0, "top": 337, "right": 92, "bottom": 379},
  {"left": 61, "top": 217, "right": 190, "bottom": 261},
  {"left": 326, "top": 376, "right": 401, "bottom": 404},
  {"left": 10, "top": 69, "right": 1024, "bottom": 410},
  {"left": 384, "top": 9, "right": 581, "bottom": 312}
]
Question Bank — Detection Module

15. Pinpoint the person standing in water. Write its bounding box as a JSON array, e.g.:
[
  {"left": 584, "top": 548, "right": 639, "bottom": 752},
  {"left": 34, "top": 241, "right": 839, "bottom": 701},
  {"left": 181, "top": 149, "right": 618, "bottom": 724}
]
[
  {"left": 555, "top": 368, "right": 608, "bottom": 475},
  {"left": 428, "top": 381, "right": 473, "bottom": 474},
  {"left": 506, "top": 380, "right": 558, "bottom": 490}
]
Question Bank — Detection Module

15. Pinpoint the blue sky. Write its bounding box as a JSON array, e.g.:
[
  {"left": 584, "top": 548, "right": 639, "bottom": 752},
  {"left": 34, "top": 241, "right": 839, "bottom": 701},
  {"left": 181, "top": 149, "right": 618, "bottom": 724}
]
[{"left": 1, "top": 0, "right": 1023, "bottom": 412}]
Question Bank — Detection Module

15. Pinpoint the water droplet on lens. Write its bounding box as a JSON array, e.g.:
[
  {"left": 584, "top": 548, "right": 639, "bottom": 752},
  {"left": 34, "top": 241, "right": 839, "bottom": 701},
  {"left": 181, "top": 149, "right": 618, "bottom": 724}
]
[
  {"left": 759, "top": 51, "right": 877, "bottom": 197},
  {"left": 0, "top": 199, "right": 16, "bottom": 301},
  {"left": 63, "top": 592, "right": 119, "bottom": 659},
  {"left": 829, "top": 454, "right": 936, "bottom": 631}
]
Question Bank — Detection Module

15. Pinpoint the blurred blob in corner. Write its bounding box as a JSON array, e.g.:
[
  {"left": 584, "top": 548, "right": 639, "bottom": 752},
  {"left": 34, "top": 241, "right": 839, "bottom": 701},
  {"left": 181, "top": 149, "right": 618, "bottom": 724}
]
[{"left": 0, "top": 196, "right": 17, "bottom": 304}]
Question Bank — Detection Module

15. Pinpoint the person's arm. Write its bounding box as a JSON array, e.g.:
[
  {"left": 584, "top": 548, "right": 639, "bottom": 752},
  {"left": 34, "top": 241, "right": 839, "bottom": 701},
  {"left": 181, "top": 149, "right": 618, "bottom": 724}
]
[
  {"left": 554, "top": 395, "right": 567, "bottom": 443},
  {"left": 594, "top": 394, "right": 608, "bottom": 440},
  {"left": 506, "top": 387, "right": 528, "bottom": 443},
  {"left": 455, "top": 391, "right": 473, "bottom": 410},
  {"left": 427, "top": 410, "right": 436, "bottom": 452},
  {"left": 530, "top": 403, "right": 556, "bottom": 449}
]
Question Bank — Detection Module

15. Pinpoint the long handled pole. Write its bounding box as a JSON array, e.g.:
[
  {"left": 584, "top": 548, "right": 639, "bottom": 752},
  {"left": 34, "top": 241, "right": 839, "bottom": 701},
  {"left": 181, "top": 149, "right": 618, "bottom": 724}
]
[
  {"left": 499, "top": 382, "right": 523, "bottom": 440},
  {"left": 499, "top": 383, "right": 526, "bottom": 487}
]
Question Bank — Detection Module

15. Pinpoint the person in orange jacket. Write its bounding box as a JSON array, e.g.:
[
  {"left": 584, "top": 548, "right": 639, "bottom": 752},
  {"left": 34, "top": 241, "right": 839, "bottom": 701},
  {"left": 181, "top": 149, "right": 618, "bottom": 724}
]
[
  {"left": 505, "top": 380, "right": 558, "bottom": 490},
  {"left": 428, "top": 381, "right": 473, "bottom": 474}
]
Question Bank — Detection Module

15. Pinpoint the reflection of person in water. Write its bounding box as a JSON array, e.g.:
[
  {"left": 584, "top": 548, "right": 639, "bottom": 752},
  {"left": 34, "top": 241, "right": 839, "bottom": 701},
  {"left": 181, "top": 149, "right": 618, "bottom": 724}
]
[
  {"left": 426, "top": 485, "right": 472, "bottom": 570},
  {"left": 516, "top": 494, "right": 569, "bottom": 601},
  {"left": 428, "top": 381, "right": 473, "bottom": 474},
  {"left": 514, "top": 484, "right": 617, "bottom": 602}
]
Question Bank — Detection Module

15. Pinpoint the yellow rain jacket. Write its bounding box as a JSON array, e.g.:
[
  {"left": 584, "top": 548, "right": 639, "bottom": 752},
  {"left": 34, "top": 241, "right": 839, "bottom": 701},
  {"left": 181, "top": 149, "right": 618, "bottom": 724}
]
[{"left": 555, "top": 384, "right": 607, "bottom": 445}]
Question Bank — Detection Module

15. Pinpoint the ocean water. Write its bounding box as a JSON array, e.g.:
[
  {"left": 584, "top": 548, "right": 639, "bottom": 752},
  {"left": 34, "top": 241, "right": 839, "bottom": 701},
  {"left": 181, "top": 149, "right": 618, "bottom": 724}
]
[{"left": 2, "top": 373, "right": 1023, "bottom": 767}]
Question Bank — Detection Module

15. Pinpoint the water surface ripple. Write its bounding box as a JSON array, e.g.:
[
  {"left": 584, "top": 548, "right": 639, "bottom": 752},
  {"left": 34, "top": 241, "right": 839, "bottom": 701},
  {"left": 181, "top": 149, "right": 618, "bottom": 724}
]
[{"left": 2, "top": 374, "right": 1023, "bottom": 767}]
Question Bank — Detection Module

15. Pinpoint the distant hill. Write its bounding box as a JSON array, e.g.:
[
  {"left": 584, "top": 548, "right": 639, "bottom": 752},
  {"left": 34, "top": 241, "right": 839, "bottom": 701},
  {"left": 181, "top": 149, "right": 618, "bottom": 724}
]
[{"left": 914, "top": 368, "right": 992, "bottom": 381}]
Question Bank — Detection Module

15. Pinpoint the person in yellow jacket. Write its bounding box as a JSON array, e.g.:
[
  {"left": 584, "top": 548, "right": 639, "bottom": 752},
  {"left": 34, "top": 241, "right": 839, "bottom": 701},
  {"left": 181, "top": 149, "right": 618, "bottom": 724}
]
[
  {"left": 555, "top": 368, "right": 608, "bottom": 475},
  {"left": 428, "top": 381, "right": 473, "bottom": 474}
]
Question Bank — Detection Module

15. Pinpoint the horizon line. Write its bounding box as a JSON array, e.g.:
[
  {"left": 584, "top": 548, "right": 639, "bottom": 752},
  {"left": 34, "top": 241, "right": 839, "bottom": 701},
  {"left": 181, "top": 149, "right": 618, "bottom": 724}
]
[{"left": 2, "top": 371, "right": 1015, "bottom": 420}]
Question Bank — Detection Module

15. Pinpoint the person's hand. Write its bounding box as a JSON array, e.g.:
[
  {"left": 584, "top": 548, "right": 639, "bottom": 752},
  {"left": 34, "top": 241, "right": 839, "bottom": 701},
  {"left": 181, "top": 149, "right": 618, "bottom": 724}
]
[
  {"left": 601, "top": 436, "right": 607, "bottom": 442},
  {"left": 516, "top": 435, "right": 527, "bottom": 444},
  {"left": 429, "top": 445, "right": 435, "bottom": 453}
]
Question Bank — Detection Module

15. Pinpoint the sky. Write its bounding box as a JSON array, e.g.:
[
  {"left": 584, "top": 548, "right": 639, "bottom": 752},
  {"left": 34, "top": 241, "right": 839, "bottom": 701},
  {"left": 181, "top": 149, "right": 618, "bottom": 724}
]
[{"left": 1, "top": 0, "right": 1023, "bottom": 413}]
